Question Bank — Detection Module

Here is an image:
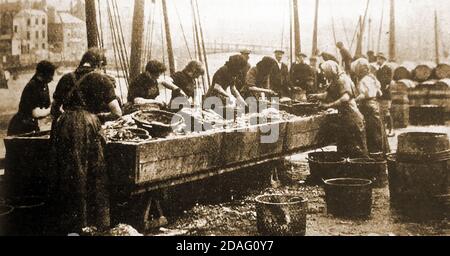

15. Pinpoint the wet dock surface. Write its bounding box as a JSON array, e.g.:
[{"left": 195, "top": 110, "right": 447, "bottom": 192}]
[{"left": 149, "top": 125, "right": 450, "bottom": 236}]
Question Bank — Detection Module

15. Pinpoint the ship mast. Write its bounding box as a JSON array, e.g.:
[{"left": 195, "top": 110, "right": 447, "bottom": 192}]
[
  {"left": 129, "top": 0, "right": 145, "bottom": 81},
  {"left": 85, "top": 0, "right": 99, "bottom": 48},
  {"left": 162, "top": 0, "right": 176, "bottom": 75},
  {"left": 355, "top": 0, "right": 370, "bottom": 58},
  {"left": 389, "top": 0, "right": 396, "bottom": 61},
  {"left": 292, "top": 0, "right": 301, "bottom": 56},
  {"left": 311, "top": 0, "right": 319, "bottom": 56},
  {"left": 434, "top": 10, "right": 440, "bottom": 64}
]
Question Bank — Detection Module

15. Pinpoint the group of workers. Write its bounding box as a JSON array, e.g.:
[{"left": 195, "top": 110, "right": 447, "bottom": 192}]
[{"left": 6, "top": 39, "right": 395, "bottom": 234}]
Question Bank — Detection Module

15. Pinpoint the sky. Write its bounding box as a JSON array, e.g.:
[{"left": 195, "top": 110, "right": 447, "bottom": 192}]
[{"left": 45, "top": 0, "right": 450, "bottom": 62}]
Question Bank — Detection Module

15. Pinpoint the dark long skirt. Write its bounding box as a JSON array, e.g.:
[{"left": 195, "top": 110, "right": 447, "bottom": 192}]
[
  {"left": 50, "top": 110, "right": 110, "bottom": 234},
  {"left": 7, "top": 113, "right": 39, "bottom": 136},
  {"left": 359, "top": 100, "right": 390, "bottom": 154},
  {"left": 336, "top": 109, "right": 369, "bottom": 158}
]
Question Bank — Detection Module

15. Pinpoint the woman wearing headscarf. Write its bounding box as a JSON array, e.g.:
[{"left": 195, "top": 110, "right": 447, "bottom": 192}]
[
  {"left": 353, "top": 58, "right": 390, "bottom": 155},
  {"left": 242, "top": 56, "right": 279, "bottom": 99},
  {"left": 308, "top": 61, "right": 369, "bottom": 158},
  {"left": 50, "top": 48, "right": 122, "bottom": 234},
  {"left": 205, "top": 54, "right": 248, "bottom": 106}
]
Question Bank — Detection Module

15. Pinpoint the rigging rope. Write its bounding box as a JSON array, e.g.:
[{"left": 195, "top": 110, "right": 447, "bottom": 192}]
[
  {"left": 377, "top": 0, "right": 385, "bottom": 53},
  {"left": 195, "top": 0, "right": 211, "bottom": 89},
  {"left": 191, "top": 0, "right": 206, "bottom": 94},
  {"left": 106, "top": 0, "right": 125, "bottom": 102},
  {"left": 97, "top": 0, "right": 104, "bottom": 49},
  {"left": 173, "top": 0, "right": 193, "bottom": 59}
]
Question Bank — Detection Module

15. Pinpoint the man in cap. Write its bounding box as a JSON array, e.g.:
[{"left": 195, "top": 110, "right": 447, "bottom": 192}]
[
  {"left": 290, "top": 52, "right": 316, "bottom": 95},
  {"left": 367, "top": 50, "right": 377, "bottom": 63},
  {"left": 271, "top": 50, "right": 290, "bottom": 97},
  {"left": 375, "top": 52, "right": 394, "bottom": 136},
  {"left": 336, "top": 42, "right": 353, "bottom": 74}
]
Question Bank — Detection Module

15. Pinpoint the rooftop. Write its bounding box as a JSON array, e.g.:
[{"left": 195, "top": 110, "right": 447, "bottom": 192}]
[{"left": 53, "top": 12, "right": 85, "bottom": 24}]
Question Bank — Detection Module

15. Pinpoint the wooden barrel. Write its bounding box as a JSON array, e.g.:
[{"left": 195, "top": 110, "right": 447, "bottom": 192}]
[
  {"left": 391, "top": 132, "right": 450, "bottom": 218},
  {"left": 433, "top": 63, "right": 450, "bottom": 80},
  {"left": 429, "top": 79, "right": 450, "bottom": 120},
  {"left": 409, "top": 105, "right": 446, "bottom": 126},
  {"left": 408, "top": 80, "right": 436, "bottom": 107},
  {"left": 413, "top": 62, "right": 437, "bottom": 82},
  {"left": 393, "top": 62, "right": 416, "bottom": 81},
  {"left": 391, "top": 80, "right": 414, "bottom": 128},
  {"left": 398, "top": 132, "right": 449, "bottom": 155}
]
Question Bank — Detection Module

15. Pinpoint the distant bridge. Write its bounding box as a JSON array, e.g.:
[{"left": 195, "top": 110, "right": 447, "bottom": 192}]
[{"left": 203, "top": 42, "right": 290, "bottom": 55}]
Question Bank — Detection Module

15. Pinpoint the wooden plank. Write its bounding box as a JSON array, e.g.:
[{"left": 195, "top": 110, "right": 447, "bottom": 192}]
[
  {"left": 138, "top": 132, "right": 222, "bottom": 163},
  {"left": 284, "top": 113, "right": 336, "bottom": 152},
  {"left": 221, "top": 126, "right": 260, "bottom": 165},
  {"left": 258, "top": 121, "right": 287, "bottom": 158}
]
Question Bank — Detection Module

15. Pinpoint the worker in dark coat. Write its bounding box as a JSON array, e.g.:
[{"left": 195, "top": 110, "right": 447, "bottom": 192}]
[
  {"left": 242, "top": 56, "right": 278, "bottom": 99},
  {"left": 168, "top": 60, "right": 205, "bottom": 110},
  {"left": 375, "top": 52, "right": 394, "bottom": 137},
  {"left": 205, "top": 54, "right": 248, "bottom": 107},
  {"left": 290, "top": 53, "right": 317, "bottom": 95},
  {"left": 50, "top": 48, "right": 122, "bottom": 234},
  {"left": 308, "top": 61, "right": 369, "bottom": 158},
  {"left": 125, "top": 60, "right": 187, "bottom": 114},
  {"left": 336, "top": 42, "right": 353, "bottom": 74},
  {"left": 271, "top": 50, "right": 291, "bottom": 97},
  {"left": 7, "top": 61, "right": 56, "bottom": 136},
  {"left": 236, "top": 49, "right": 252, "bottom": 93}
]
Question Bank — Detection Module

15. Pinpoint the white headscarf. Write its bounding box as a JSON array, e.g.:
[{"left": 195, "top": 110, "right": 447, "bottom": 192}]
[{"left": 320, "top": 60, "right": 345, "bottom": 79}]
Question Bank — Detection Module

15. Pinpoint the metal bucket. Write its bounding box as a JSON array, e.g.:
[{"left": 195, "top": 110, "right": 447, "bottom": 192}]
[
  {"left": 347, "top": 158, "right": 388, "bottom": 188},
  {"left": 255, "top": 194, "right": 308, "bottom": 236},
  {"left": 324, "top": 178, "right": 373, "bottom": 218},
  {"left": 0, "top": 205, "right": 14, "bottom": 236},
  {"left": 307, "top": 151, "right": 347, "bottom": 183},
  {"left": 8, "top": 196, "right": 45, "bottom": 236}
]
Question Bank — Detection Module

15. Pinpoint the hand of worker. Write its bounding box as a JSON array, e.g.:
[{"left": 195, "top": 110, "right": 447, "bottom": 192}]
[
  {"left": 319, "top": 102, "right": 331, "bottom": 110},
  {"left": 307, "top": 94, "right": 319, "bottom": 101}
]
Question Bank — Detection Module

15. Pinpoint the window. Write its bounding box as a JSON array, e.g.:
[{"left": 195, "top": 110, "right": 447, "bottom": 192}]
[
  {"left": 27, "top": 31, "right": 30, "bottom": 40},
  {"left": 35, "top": 43, "right": 38, "bottom": 49},
  {"left": 27, "top": 19, "right": 31, "bottom": 26},
  {"left": 42, "top": 30, "right": 45, "bottom": 38},
  {"left": 42, "top": 43, "right": 46, "bottom": 49},
  {"left": 35, "top": 18, "right": 38, "bottom": 25},
  {"left": 36, "top": 31, "right": 39, "bottom": 39},
  {"left": 42, "top": 18, "right": 46, "bottom": 25},
  {"left": 14, "top": 26, "right": 18, "bottom": 33}
]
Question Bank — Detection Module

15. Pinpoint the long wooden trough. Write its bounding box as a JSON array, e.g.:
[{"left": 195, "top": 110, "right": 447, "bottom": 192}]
[{"left": 4, "top": 112, "right": 336, "bottom": 199}]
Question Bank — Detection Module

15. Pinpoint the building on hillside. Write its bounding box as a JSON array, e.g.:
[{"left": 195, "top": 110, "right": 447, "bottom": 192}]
[
  {"left": 48, "top": 9, "right": 86, "bottom": 62},
  {"left": 11, "top": 9, "right": 49, "bottom": 65}
]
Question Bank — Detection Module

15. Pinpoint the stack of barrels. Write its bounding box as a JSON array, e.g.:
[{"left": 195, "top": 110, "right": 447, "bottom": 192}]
[
  {"left": 392, "top": 62, "right": 450, "bottom": 125},
  {"left": 388, "top": 132, "right": 450, "bottom": 219},
  {"left": 390, "top": 80, "right": 415, "bottom": 128}
]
